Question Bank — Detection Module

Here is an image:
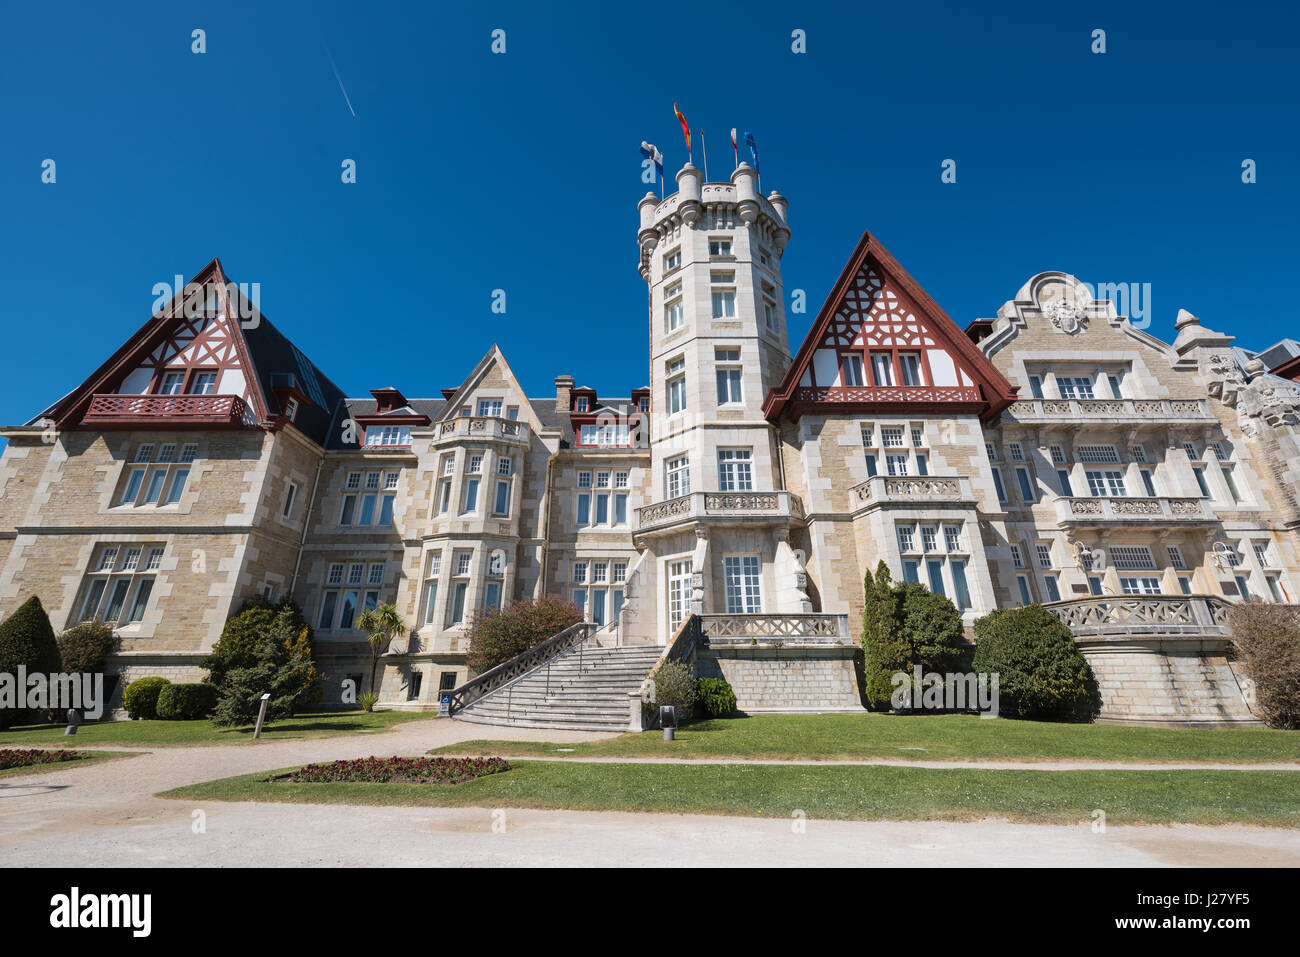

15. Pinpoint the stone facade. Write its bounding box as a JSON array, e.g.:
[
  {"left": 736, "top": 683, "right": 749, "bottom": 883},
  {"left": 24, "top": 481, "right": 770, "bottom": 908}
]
[{"left": 2, "top": 168, "right": 1297, "bottom": 726}]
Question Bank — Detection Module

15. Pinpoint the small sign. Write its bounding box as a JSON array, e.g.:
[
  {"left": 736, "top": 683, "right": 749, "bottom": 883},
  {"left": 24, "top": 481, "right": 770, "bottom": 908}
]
[{"left": 439, "top": 693, "right": 451, "bottom": 717}]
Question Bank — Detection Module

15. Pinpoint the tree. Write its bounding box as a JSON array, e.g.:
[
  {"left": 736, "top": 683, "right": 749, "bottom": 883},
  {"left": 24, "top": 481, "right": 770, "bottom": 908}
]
[
  {"left": 57, "top": 620, "right": 118, "bottom": 674},
  {"left": 859, "top": 566, "right": 965, "bottom": 710},
  {"left": 203, "top": 598, "right": 323, "bottom": 726},
  {"left": 465, "top": 595, "right": 583, "bottom": 674},
  {"left": 0, "top": 596, "right": 62, "bottom": 729},
  {"left": 1227, "top": 601, "right": 1300, "bottom": 729},
  {"left": 972, "top": 605, "right": 1099, "bottom": 720},
  {"left": 357, "top": 603, "right": 407, "bottom": 698}
]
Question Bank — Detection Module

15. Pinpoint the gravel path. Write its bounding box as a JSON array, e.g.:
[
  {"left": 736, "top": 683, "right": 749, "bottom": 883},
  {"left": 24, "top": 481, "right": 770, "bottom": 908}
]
[{"left": 2, "top": 717, "right": 1297, "bottom": 867}]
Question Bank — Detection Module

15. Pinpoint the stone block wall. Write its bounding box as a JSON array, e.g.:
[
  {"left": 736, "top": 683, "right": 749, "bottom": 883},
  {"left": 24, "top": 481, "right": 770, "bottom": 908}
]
[
  {"left": 695, "top": 645, "right": 864, "bottom": 713},
  {"left": 1080, "top": 639, "right": 1260, "bottom": 727}
]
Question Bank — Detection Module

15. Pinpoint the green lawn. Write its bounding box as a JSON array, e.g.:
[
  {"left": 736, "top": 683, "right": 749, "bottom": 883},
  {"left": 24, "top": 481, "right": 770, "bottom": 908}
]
[
  {"left": 0, "top": 749, "right": 140, "bottom": 778},
  {"left": 0, "top": 710, "right": 433, "bottom": 748},
  {"left": 160, "top": 760, "right": 1300, "bottom": 827},
  {"left": 431, "top": 713, "right": 1300, "bottom": 764}
]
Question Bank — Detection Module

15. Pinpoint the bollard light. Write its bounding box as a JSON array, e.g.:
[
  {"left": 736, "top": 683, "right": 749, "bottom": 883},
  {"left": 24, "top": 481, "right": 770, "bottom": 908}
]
[{"left": 660, "top": 705, "right": 677, "bottom": 741}]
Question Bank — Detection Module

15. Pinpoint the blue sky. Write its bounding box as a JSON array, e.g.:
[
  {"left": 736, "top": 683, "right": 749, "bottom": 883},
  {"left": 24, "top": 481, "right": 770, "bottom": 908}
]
[{"left": 2, "top": 0, "right": 1296, "bottom": 433}]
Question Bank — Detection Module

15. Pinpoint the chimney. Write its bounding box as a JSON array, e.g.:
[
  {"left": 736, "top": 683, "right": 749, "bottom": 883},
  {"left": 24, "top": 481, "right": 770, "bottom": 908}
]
[{"left": 554, "top": 374, "right": 575, "bottom": 414}]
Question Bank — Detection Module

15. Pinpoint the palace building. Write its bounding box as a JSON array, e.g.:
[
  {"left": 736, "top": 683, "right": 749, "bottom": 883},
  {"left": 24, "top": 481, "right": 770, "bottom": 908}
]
[{"left": 2, "top": 160, "right": 1298, "bottom": 729}]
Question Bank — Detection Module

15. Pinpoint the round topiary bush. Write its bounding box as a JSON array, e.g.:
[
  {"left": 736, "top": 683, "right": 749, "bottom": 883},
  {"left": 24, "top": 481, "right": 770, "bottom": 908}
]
[
  {"left": 156, "top": 682, "right": 218, "bottom": 720},
  {"left": 122, "top": 676, "right": 171, "bottom": 720},
  {"left": 972, "top": 605, "right": 1099, "bottom": 720},
  {"left": 695, "top": 677, "right": 737, "bottom": 717}
]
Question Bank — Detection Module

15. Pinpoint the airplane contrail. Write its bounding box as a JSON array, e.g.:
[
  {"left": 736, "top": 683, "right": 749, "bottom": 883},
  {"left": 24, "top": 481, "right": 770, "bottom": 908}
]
[{"left": 323, "top": 42, "right": 356, "bottom": 117}]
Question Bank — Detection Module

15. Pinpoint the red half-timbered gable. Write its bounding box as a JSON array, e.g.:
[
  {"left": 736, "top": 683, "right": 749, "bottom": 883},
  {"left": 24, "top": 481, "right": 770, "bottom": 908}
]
[
  {"left": 764, "top": 231, "right": 1017, "bottom": 422},
  {"left": 48, "top": 259, "right": 276, "bottom": 431}
]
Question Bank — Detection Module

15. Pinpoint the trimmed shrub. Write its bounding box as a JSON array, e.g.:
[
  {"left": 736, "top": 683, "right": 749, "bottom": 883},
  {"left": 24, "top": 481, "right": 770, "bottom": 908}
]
[
  {"left": 122, "top": 676, "right": 171, "bottom": 720},
  {"left": 650, "top": 659, "right": 697, "bottom": 723},
  {"left": 860, "top": 563, "right": 965, "bottom": 710},
  {"left": 1227, "top": 601, "right": 1300, "bottom": 729},
  {"left": 57, "top": 620, "right": 117, "bottom": 675},
  {"left": 696, "top": 677, "right": 737, "bottom": 717},
  {"left": 203, "top": 598, "right": 322, "bottom": 727},
  {"left": 972, "top": 605, "right": 1099, "bottom": 720},
  {"left": 465, "top": 595, "right": 583, "bottom": 675},
  {"left": 156, "top": 682, "right": 219, "bottom": 720},
  {"left": 0, "top": 596, "right": 63, "bottom": 729}
]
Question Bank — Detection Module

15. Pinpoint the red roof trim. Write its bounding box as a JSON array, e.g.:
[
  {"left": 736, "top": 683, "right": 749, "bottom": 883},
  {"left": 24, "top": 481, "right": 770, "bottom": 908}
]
[{"left": 764, "top": 230, "right": 1018, "bottom": 424}]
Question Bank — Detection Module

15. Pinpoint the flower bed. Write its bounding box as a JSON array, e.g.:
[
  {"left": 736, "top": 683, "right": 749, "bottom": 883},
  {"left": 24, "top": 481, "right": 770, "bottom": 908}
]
[
  {"left": 0, "top": 748, "right": 88, "bottom": 771},
  {"left": 270, "top": 755, "right": 511, "bottom": 785}
]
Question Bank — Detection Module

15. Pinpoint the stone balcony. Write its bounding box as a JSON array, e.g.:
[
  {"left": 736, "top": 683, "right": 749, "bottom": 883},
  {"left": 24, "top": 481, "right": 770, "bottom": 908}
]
[
  {"left": 432, "top": 416, "right": 530, "bottom": 448},
  {"left": 1002, "top": 397, "right": 1215, "bottom": 426},
  {"left": 851, "top": 474, "right": 976, "bottom": 510},
  {"left": 1055, "top": 495, "right": 1218, "bottom": 527},
  {"left": 635, "top": 490, "right": 804, "bottom": 535}
]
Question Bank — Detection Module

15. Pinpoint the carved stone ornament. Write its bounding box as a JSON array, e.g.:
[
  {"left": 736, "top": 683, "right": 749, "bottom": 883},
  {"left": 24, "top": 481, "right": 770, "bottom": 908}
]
[{"left": 1044, "top": 297, "right": 1087, "bottom": 334}]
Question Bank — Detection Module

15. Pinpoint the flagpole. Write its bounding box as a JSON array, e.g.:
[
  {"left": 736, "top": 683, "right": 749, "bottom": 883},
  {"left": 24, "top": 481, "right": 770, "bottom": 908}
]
[{"left": 699, "top": 130, "right": 708, "bottom": 182}]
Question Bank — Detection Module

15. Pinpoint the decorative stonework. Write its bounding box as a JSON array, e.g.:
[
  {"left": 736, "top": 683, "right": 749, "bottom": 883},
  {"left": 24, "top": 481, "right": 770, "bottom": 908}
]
[{"left": 1043, "top": 296, "right": 1087, "bottom": 334}]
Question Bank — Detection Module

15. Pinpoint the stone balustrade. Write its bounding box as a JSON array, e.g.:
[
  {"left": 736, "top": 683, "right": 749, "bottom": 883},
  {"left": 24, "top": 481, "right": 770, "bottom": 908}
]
[
  {"left": 635, "top": 490, "right": 804, "bottom": 532},
  {"left": 1043, "top": 594, "right": 1233, "bottom": 639},
  {"left": 1055, "top": 495, "right": 1216, "bottom": 526},
  {"left": 696, "top": 613, "right": 852, "bottom": 646},
  {"left": 1003, "top": 397, "right": 1214, "bottom": 425},
  {"left": 433, "top": 415, "right": 530, "bottom": 447},
  {"left": 851, "top": 474, "right": 974, "bottom": 507}
]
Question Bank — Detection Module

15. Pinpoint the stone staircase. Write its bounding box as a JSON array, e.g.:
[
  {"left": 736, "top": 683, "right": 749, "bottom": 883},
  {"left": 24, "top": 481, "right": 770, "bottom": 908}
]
[{"left": 453, "top": 643, "right": 661, "bottom": 732}]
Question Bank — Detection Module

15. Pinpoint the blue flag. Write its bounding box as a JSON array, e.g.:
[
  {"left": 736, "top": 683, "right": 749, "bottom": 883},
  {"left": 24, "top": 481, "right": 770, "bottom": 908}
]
[
  {"left": 640, "top": 141, "right": 664, "bottom": 179},
  {"left": 743, "top": 131, "right": 759, "bottom": 173}
]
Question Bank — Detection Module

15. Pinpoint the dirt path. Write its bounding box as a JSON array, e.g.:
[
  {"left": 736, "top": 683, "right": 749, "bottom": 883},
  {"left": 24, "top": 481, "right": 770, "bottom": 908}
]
[{"left": 2, "top": 718, "right": 1297, "bottom": 867}]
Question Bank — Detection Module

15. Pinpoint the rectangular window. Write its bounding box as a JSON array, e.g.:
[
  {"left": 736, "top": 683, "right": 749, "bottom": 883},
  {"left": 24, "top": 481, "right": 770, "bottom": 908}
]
[
  {"left": 476, "top": 399, "right": 503, "bottom": 418},
  {"left": 1222, "top": 465, "right": 1243, "bottom": 503},
  {"left": 921, "top": 526, "right": 938, "bottom": 553},
  {"left": 951, "top": 560, "right": 971, "bottom": 610},
  {"left": 666, "top": 455, "right": 690, "bottom": 498},
  {"left": 282, "top": 482, "right": 297, "bottom": 517},
  {"left": 723, "top": 556, "right": 762, "bottom": 614},
  {"left": 717, "top": 449, "right": 753, "bottom": 491},
  {"left": 1193, "top": 467, "right": 1211, "bottom": 497},
  {"left": 944, "top": 525, "right": 963, "bottom": 552},
  {"left": 494, "top": 480, "right": 510, "bottom": 515},
  {"left": 190, "top": 372, "right": 217, "bottom": 395},
  {"left": 708, "top": 238, "right": 732, "bottom": 256},
  {"left": 665, "top": 284, "right": 684, "bottom": 331},
  {"left": 886, "top": 454, "right": 909, "bottom": 477},
  {"left": 576, "top": 493, "right": 591, "bottom": 526},
  {"left": 899, "top": 353, "right": 923, "bottom": 387},
  {"left": 484, "top": 581, "right": 502, "bottom": 613},
  {"left": 121, "top": 468, "right": 145, "bottom": 504},
  {"left": 1036, "top": 543, "right": 1054, "bottom": 568},
  {"left": 159, "top": 373, "right": 184, "bottom": 395},
  {"left": 449, "top": 582, "right": 468, "bottom": 625},
  {"left": 1111, "top": 546, "right": 1156, "bottom": 570},
  {"left": 1140, "top": 469, "right": 1157, "bottom": 497},
  {"left": 1017, "top": 575, "right": 1033, "bottom": 605},
  {"left": 339, "top": 591, "right": 359, "bottom": 630},
  {"left": 378, "top": 494, "right": 395, "bottom": 526},
  {"left": 1089, "top": 576, "right": 1104, "bottom": 596},
  {"left": 143, "top": 470, "right": 167, "bottom": 504},
  {"left": 992, "top": 468, "right": 1007, "bottom": 503},
  {"left": 462, "top": 478, "right": 480, "bottom": 513},
  {"left": 711, "top": 288, "right": 736, "bottom": 319},
  {"left": 668, "top": 560, "right": 692, "bottom": 631},
  {"left": 897, "top": 524, "right": 916, "bottom": 553},
  {"left": 1009, "top": 442, "right": 1025, "bottom": 462},
  {"left": 1043, "top": 575, "right": 1061, "bottom": 602},
  {"left": 926, "top": 560, "right": 946, "bottom": 596},
  {"left": 1016, "top": 467, "right": 1036, "bottom": 502},
  {"left": 902, "top": 560, "right": 920, "bottom": 584},
  {"left": 1168, "top": 546, "right": 1187, "bottom": 570},
  {"left": 1086, "top": 470, "right": 1127, "bottom": 497},
  {"left": 668, "top": 358, "right": 687, "bottom": 414},
  {"left": 1056, "top": 469, "right": 1074, "bottom": 496},
  {"left": 716, "top": 363, "right": 743, "bottom": 405},
  {"left": 870, "top": 353, "right": 894, "bottom": 386},
  {"left": 1057, "top": 376, "right": 1095, "bottom": 399},
  {"left": 1028, "top": 375, "right": 1044, "bottom": 399},
  {"left": 1010, "top": 544, "right": 1024, "bottom": 569},
  {"left": 1077, "top": 445, "right": 1120, "bottom": 464},
  {"left": 1120, "top": 577, "right": 1161, "bottom": 595},
  {"left": 318, "top": 591, "right": 338, "bottom": 630}
]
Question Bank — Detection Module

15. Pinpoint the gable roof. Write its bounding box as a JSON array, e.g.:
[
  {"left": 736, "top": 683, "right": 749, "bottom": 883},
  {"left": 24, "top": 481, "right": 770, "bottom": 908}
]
[
  {"left": 764, "top": 230, "right": 1017, "bottom": 423},
  {"left": 34, "top": 259, "right": 348, "bottom": 447}
]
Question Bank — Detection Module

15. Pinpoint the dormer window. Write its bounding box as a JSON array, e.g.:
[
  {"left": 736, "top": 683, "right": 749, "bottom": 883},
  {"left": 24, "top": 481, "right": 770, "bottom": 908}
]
[
  {"left": 477, "top": 399, "right": 503, "bottom": 418},
  {"left": 364, "top": 426, "right": 411, "bottom": 448},
  {"left": 575, "top": 396, "right": 589, "bottom": 412},
  {"left": 284, "top": 397, "right": 299, "bottom": 422},
  {"left": 160, "top": 372, "right": 185, "bottom": 395}
]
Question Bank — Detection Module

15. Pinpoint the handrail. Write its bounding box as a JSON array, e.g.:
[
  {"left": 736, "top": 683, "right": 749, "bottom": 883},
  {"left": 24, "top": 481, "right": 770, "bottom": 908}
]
[{"left": 448, "top": 620, "right": 596, "bottom": 714}]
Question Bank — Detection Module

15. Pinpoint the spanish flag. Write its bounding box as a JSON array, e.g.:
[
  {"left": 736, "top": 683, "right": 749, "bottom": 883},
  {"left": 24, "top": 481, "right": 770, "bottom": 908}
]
[{"left": 673, "top": 102, "right": 691, "bottom": 155}]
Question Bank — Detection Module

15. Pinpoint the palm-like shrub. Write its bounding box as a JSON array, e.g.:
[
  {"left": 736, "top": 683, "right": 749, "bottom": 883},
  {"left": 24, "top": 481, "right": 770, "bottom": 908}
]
[{"left": 357, "top": 603, "right": 407, "bottom": 696}]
